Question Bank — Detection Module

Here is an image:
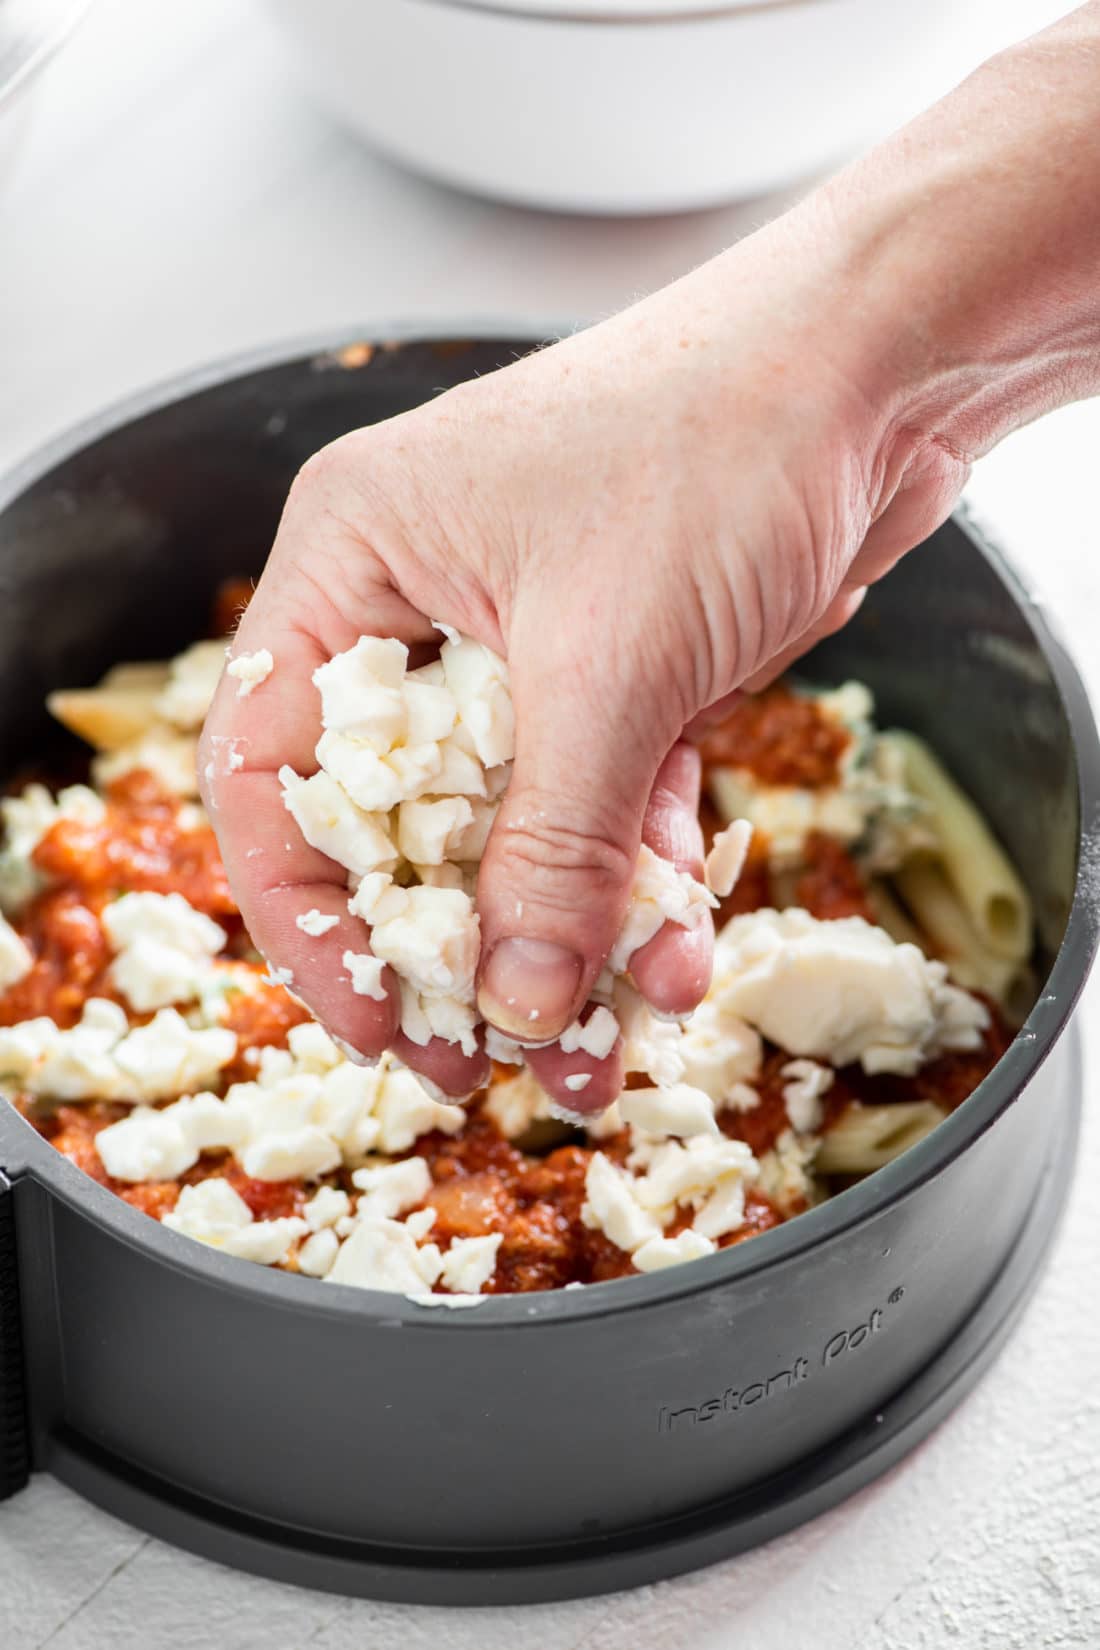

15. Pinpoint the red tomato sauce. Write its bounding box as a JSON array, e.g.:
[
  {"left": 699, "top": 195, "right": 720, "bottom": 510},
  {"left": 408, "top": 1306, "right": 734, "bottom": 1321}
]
[{"left": 697, "top": 684, "right": 851, "bottom": 789}]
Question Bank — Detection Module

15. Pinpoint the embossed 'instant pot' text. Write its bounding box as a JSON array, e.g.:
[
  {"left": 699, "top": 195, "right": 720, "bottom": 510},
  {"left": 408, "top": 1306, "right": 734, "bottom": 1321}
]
[{"left": 656, "top": 1288, "right": 904, "bottom": 1434}]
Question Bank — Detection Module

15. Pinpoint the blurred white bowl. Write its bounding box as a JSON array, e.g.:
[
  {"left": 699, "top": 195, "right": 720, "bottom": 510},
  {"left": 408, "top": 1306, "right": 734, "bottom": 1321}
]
[
  {"left": 0, "top": 0, "right": 93, "bottom": 186},
  {"left": 265, "top": 0, "right": 997, "bottom": 214}
]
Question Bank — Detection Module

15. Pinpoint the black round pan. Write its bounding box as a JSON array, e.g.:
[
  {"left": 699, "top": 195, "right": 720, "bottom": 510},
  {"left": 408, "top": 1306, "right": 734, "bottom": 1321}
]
[{"left": 0, "top": 329, "right": 1096, "bottom": 1604}]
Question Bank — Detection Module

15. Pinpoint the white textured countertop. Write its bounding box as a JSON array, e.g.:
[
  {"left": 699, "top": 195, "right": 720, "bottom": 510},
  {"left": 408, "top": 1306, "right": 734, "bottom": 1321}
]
[{"left": 1, "top": 3, "right": 1098, "bottom": 1646}]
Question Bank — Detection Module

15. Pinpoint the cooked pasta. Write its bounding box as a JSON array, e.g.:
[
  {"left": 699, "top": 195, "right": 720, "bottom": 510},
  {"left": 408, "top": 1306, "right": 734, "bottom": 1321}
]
[
  {"left": 879, "top": 731, "right": 1032, "bottom": 962},
  {"left": 816, "top": 1101, "right": 948, "bottom": 1175}
]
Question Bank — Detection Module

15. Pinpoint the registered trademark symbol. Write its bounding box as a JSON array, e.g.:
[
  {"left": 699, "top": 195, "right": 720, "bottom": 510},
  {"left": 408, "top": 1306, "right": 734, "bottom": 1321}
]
[{"left": 888, "top": 1287, "right": 904, "bottom": 1304}]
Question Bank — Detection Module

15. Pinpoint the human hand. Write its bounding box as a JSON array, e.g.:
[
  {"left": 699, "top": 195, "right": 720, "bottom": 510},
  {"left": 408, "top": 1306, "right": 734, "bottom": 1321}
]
[{"left": 199, "top": 204, "right": 974, "bottom": 1108}]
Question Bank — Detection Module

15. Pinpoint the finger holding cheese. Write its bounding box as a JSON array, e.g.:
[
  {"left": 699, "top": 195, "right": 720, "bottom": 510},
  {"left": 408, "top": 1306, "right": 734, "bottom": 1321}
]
[{"left": 628, "top": 743, "right": 716, "bottom": 1020}]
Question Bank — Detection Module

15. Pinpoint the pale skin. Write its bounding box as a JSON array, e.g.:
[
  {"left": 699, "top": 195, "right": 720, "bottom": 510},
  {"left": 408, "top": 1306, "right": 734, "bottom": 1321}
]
[{"left": 201, "top": 3, "right": 1100, "bottom": 1107}]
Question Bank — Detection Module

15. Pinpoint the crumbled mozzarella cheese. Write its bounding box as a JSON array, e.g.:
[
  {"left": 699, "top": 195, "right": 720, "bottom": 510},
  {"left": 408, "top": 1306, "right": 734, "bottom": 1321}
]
[
  {"left": 103, "top": 890, "right": 227, "bottom": 1013},
  {"left": 97, "top": 1105, "right": 196, "bottom": 1181},
  {"left": 403, "top": 678, "right": 458, "bottom": 744},
  {"left": 397, "top": 797, "right": 474, "bottom": 866},
  {"left": 607, "top": 845, "right": 717, "bottom": 974},
  {"left": 278, "top": 767, "right": 397, "bottom": 877},
  {"left": 112, "top": 1009, "right": 237, "bottom": 1101},
  {"left": 227, "top": 649, "right": 274, "bottom": 697},
  {"left": 564, "top": 1073, "right": 591, "bottom": 1093},
  {"left": 163, "top": 1179, "right": 307, "bottom": 1265},
  {"left": 756, "top": 1127, "right": 820, "bottom": 1215},
  {"left": 559, "top": 1006, "right": 619, "bottom": 1060},
  {"left": 439, "top": 1234, "right": 501, "bottom": 1295},
  {"left": 482, "top": 1065, "right": 550, "bottom": 1138},
  {"left": 343, "top": 950, "right": 388, "bottom": 1000},
  {"left": 613, "top": 980, "right": 685, "bottom": 1087},
  {"left": 155, "top": 641, "right": 226, "bottom": 731},
  {"left": 704, "top": 818, "right": 753, "bottom": 898},
  {"left": 0, "top": 913, "right": 32, "bottom": 989},
  {"left": 581, "top": 1155, "right": 661, "bottom": 1252},
  {"left": 351, "top": 1157, "right": 431, "bottom": 1220},
  {"left": 241, "top": 1125, "right": 343, "bottom": 1182},
  {"left": 781, "top": 1058, "right": 834, "bottom": 1133},
  {"left": 677, "top": 998, "right": 762, "bottom": 1105},
  {"left": 298, "top": 1228, "right": 340, "bottom": 1277},
  {"left": 296, "top": 908, "right": 339, "bottom": 937},
  {"left": 326, "top": 1215, "right": 443, "bottom": 1294},
  {"left": 618, "top": 1084, "right": 718, "bottom": 1139},
  {"left": 368, "top": 885, "right": 480, "bottom": 1001},
  {"left": 303, "top": 1186, "right": 351, "bottom": 1231},
  {"left": 313, "top": 637, "right": 409, "bottom": 737},
  {"left": 712, "top": 908, "right": 988, "bottom": 1076},
  {"left": 633, "top": 1230, "right": 716, "bottom": 1272},
  {"left": 440, "top": 635, "right": 515, "bottom": 768},
  {"left": 632, "top": 1136, "right": 756, "bottom": 1236},
  {"left": 372, "top": 1057, "right": 465, "bottom": 1153}
]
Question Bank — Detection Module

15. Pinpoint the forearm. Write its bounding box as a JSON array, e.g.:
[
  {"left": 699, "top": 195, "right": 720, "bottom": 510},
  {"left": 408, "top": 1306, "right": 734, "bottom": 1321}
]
[{"left": 819, "top": 1, "right": 1100, "bottom": 462}]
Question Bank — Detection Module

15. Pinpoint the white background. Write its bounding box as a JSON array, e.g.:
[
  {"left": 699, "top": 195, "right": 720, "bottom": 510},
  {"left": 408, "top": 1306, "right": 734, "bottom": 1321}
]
[{"left": 1, "top": 2, "right": 1098, "bottom": 1646}]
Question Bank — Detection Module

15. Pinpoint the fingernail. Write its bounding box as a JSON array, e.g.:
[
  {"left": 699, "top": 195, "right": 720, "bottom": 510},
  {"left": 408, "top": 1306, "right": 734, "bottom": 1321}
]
[{"left": 478, "top": 938, "right": 583, "bottom": 1040}]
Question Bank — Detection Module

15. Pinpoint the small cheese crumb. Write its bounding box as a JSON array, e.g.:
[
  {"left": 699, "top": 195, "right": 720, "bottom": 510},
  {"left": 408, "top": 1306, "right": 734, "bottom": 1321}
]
[
  {"left": 343, "top": 950, "right": 388, "bottom": 1001},
  {"left": 559, "top": 1006, "right": 618, "bottom": 1060},
  {"left": 296, "top": 908, "right": 340, "bottom": 937},
  {"left": 227, "top": 649, "right": 274, "bottom": 697},
  {"left": 563, "top": 1073, "right": 592, "bottom": 1093},
  {"left": 704, "top": 818, "right": 753, "bottom": 898}
]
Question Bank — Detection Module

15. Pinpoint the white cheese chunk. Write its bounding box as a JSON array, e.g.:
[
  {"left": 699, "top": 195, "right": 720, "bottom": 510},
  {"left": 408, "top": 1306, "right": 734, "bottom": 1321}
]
[
  {"left": 581, "top": 1154, "right": 661, "bottom": 1252},
  {"left": 559, "top": 1006, "right": 618, "bottom": 1060},
  {"left": 712, "top": 908, "right": 988, "bottom": 1076},
  {"left": 677, "top": 1000, "right": 763, "bottom": 1106},
  {"left": 403, "top": 679, "right": 458, "bottom": 745},
  {"left": 113, "top": 1009, "right": 237, "bottom": 1101},
  {"left": 226, "top": 649, "right": 274, "bottom": 697},
  {"left": 439, "top": 1234, "right": 501, "bottom": 1295},
  {"left": 163, "top": 1179, "right": 307, "bottom": 1265},
  {"left": 303, "top": 1185, "right": 352, "bottom": 1231},
  {"left": 279, "top": 767, "right": 397, "bottom": 877},
  {"left": 369, "top": 885, "right": 480, "bottom": 1002},
  {"left": 313, "top": 637, "right": 409, "bottom": 740},
  {"left": 0, "top": 913, "right": 32, "bottom": 989},
  {"left": 618, "top": 1084, "right": 718, "bottom": 1139},
  {"left": 155, "top": 641, "right": 226, "bottom": 731},
  {"left": 296, "top": 908, "right": 340, "bottom": 937},
  {"left": 704, "top": 818, "right": 753, "bottom": 898},
  {"left": 607, "top": 845, "right": 717, "bottom": 974},
  {"left": 781, "top": 1058, "right": 834, "bottom": 1133},
  {"left": 397, "top": 797, "right": 474, "bottom": 866},
  {"left": 96, "top": 1105, "right": 197, "bottom": 1182},
  {"left": 298, "top": 1227, "right": 340, "bottom": 1277},
  {"left": 440, "top": 636, "right": 515, "bottom": 768},
  {"left": 351, "top": 1157, "right": 431, "bottom": 1220},
  {"left": 240, "top": 1125, "right": 343, "bottom": 1182},
  {"left": 632, "top": 1230, "right": 716, "bottom": 1272},
  {"left": 326, "top": 1215, "right": 443, "bottom": 1294},
  {"left": 343, "top": 950, "right": 388, "bottom": 1001}
]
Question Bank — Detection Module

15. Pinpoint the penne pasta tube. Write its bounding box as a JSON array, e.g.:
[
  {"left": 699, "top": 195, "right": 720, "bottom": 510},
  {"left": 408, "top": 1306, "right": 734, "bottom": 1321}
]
[
  {"left": 893, "top": 858, "right": 1027, "bottom": 1007},
  {"left": 880, "top": 731, "right": 1032, "bottom": 962},
  {"left": 816, "top": 1101, "right": 947, "bottom": 1176},
  {"left": 48, "top": 660, "right": 171, "bottom": 753}
]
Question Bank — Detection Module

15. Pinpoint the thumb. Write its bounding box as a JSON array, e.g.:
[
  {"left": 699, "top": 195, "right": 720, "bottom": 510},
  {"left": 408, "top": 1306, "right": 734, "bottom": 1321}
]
[{"left": 475, "top": 647, "right": 677, "bottom": 1043}]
